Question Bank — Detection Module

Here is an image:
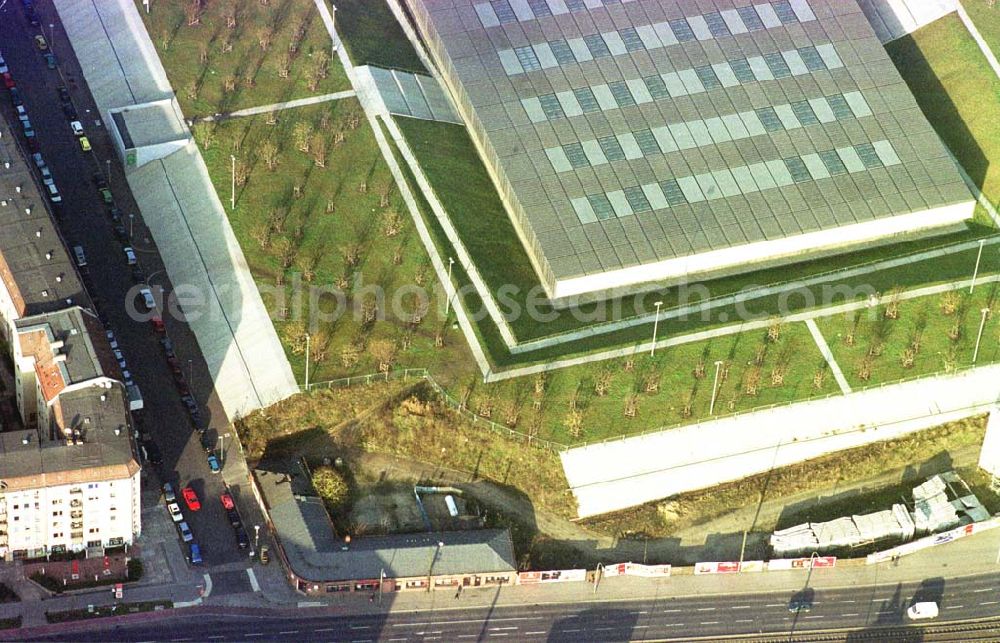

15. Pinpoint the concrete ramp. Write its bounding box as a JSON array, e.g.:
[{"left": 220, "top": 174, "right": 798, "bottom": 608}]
[
  {"left": 562, "top": 364, "right": 1000, "bottom": 519},
  {"left": 54, "top": 0, "right": 298, "bottom": 418},
  {"left": 857, "top": 0, "right": 957, "bottom": 42}
]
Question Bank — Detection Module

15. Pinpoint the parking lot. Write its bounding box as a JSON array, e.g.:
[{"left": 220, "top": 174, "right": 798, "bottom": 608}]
[{"left": 0, "top": 0, "right": 263, "bottom": 566}]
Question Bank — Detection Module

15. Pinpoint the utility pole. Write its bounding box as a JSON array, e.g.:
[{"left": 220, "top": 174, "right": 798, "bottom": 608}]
[
  {"left": 593, "top": 562, "right": 604, "bottom": 594},
  {"left": 970, "top": 239, "right": 985, "bottom": 293},
  {"left": 304, "top": 333, "right": 311, "bottom": 391},
  {"left": 378, "top": 568, "right": 386, "bottom": 604},
  {"left": 230, "top": 154, "right": 236, "bottom": 210},
  {"left": 973, "top": 307, "right": 991, "bottom": 364},
  {"left": 710, "top": 360, "right": 724, "bottom": 415},
  {"left": 444, "top": 257, "right": 455, "bottom": 317},
  {"left": 331, "top": 4, "right": 339, "bottom": 53},
  {"left": 649, "top": 301, "right": 663, "bottom": 356}
]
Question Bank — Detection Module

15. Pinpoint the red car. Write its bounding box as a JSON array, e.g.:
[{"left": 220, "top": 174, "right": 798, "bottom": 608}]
[
  {"left": 220, "top": 493, "right": 235, "bottom": 511},
  {"left": 182, "top": 486, "right": 200, "bottom": 511},
  {"left": 150, "top": 316, "right": 165, "bottom": 333},
  {"left": 2, "top": 73, "right": 14, "bottom": 89}
]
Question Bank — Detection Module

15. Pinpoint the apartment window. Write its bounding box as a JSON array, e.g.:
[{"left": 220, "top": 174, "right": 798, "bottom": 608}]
[
  {"left": 784, "top": 157, "right": 812, "bottom": 183},
  {"left": 619, "top": 27, "right": 645, "bottom": 52},
  {"left": 51, "top": 499, "right": 62, "bottom": 505},
  {"left": 584, "top": 34, "right": 611, "bottom": 58},
  {"left": 526, "top": 0, "right": 551, "bottom": 17},
  {"left": 729, "top": 58, "right": 757, "bottom": 83},
  {"left": 704, "top": 11, "right": 731, "bottom": 38},
  {"left": 798, "top": 46, "right": 826, "bottom": 72},
  {"left": 773, "top": 1, "right": 799, "bottom": 24},
  {"left": 491, "top": 1, "right": 517, "bottom": 24},
  {"left": 764, "top": 52, "right": 792, "bottom": 78},
  {"left": 737, "top": 6, "right": 765, "bottom": 30},
  {"left": 644, "top": 75, "right": 670, "bottom": 100},
  {"left": 538, "top": 93, "right": 565, "bottom": 119},
  {"left": 756, "top": 107, "right": 784, "bottom": 132},
  {"left": 660, "top": 179, "right": 688, "bottom": 206},
  {"left": 514, "top": 46, "right": 542, "bottom": 72},
  {"left": 549, "top": 39, "right": 576, "bottom": 65},
  {"left": 608, "top": 81, "right": 636, "bottom": 107},
  {"left": 70, "top": 531, "right": 83, "bottom": 540},
  {"left": 574, "top": 87, "right": 601, "bottom": 113},
  {"left": 108, "top": 537, "right": 124, "bottom": 546},
  {"left": 669, "top": 18, "right": 696, "bottom": 42},
  {"left": 855, "top": 143, "right": 884, "bottom": 169},
  {"left": 826, "top": 94, "right": 854, "bottom": 120},
  {"left": 819, "top": 150, "right": 848, "bottom": 175},
  {"left": 565, "top": 0, "right": 586, "bottom": 9},
  {"left": 52, "top": 511, "right": 62, "bottom": 517},
  {"left": 633, "top": 129, "right": 661, "bottom": 155},
  {"left": 87, "top": 539, "right": 101, "bottom": 548},
  {"left": 624, "top": 186, "right": 652, "bottom": 213},
  {"left": 563, "top": 143, "right": 590, "bottom": 169},
  {"left": 52, "top": 532, "right": 63, "bottom": 539},
  {"left": 790, "top": 100, "right": 819, "bottom": 126},
  {"left": 695, "top": 66, "right": 722, "bottom": 90},
  {"left": 587, "top": 194, "right": 616, "bottom": 220},
  {"left": 88, "top": 527, "right": 99, "bottom": 534},
  {"left": 598, "top": 136, "right": 626, "bottom": 161}
]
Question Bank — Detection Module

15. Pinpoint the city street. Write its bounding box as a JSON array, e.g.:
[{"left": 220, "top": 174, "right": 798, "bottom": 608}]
[{"left": 0, "top": 0, "right": 263, "bottom": 565}]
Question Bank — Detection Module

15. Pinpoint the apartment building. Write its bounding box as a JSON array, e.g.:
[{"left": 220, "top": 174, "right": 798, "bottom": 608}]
[{"left": 0, "top": 106, "right": 139, "bottom": 561}]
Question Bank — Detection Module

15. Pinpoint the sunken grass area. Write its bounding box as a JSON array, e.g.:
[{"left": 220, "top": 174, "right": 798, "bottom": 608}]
[
  {"left": 887, "top": 12, "right": 1000, "bottom": 210},
  {"left": 136, "top": 0, "right": 349, "bottom": 117},
  {"left": 333, "top": 0, "right": 427, "bottom": 73}
]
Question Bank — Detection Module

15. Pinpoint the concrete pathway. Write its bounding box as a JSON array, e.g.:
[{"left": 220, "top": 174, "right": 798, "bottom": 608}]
[
  {"left": 196, "top": 90, "right": 357, "bottom": 122},
  {"left": 805, "top": 319, "right": 852, "bottom": 394}
]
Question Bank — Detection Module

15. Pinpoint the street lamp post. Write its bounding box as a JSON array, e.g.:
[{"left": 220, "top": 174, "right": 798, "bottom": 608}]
[
  {"left": 710, "top": 360, "right": 724, "bottom": 415},
  {"left": 973, "top": 308, "right": 991, "bottom": 364},
  {"left": 331, "top": 4, "right": 339, "bottom": 53},
  {"left": 970, "top": 239, "right": 986, "bottom": 294},
  {"left": 129, "top": 213, "right": 135, "bottom": 240},
  {"left": 649, "top": 301, "right": 663, "bottom": 356},
  {"left": 444, "top": 257, "right": 455, "bottom": 317},
  {"left": 230, "top": 155, "right": 236, "bottom": 210},
  {"left": 593, "top": 562, "right": 604, "bottom": 594},
  {"left": 378, "top": 568, "right": 386, "bottom": 604},
  {"left": 219, "top": 432, "right": 231, "bottom": 466},
  {"left": 254, "top": 525, "right": 260, "bottom": 551},
  {"left": 426, "top": 541, "right": 444, "bottom": 592},
  {"left": 106, "top": 159, "right": 111, "bottom": 182},
  {"left": 187, "top": 359, "right": 193, "bottom": 392}
]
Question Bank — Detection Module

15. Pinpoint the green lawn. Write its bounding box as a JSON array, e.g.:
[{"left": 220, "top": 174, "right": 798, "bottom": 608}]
[
  {"left": 197, "top": 101, "right": 477, "bottom": 389},
  {"left": 815, "top": 282, "right": 999, "bottom": 388},
  {"left": 333, "top": 0, "right": 427, "bottom": 72},
  {"left": 962, "top": 1, "right": 1000, "bottom": 69},
  {"left": 137, "top": 0, "right": 349, "bottom": 117},
  {"left": 887, "top": 13, "right": 1000, "bottom": 210}
]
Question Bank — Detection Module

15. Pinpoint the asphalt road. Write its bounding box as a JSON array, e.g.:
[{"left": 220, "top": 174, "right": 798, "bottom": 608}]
[
  {"left": 0, "top": 0, "right": 248, "bottom": 565},
  {"left": 24, "top": 571, "right": 1000, "bottom": 641}
]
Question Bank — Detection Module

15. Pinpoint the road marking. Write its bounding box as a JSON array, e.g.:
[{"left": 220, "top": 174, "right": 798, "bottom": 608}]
[
  {"left": 982, "top": 600, "right": 999, "bottom": 605},
  {"left": 526, "top": 632, "right": 546, "bottom": 635},
  {"left": 278, "top": 631, "right": 298, "bottom": 635},
  {"left": 765, "top": 603, "right": 784, "bottom": 607},
  {"left": 804, "top": 615, "right": 825, "bottom": 619},
  {"left": 397, "top": 618, "right": 540, "bottom": 627},
  {"left": 734, "top": 619, "right": 753, "bottom": 623},
  {"left": 491, "top": 627, "right": 518, "bottom": 631},
  {"left": 203, "top": 573, "right": 213, "bottom": 598},
  {"left": 839, "top": 600, "right": 856, "bottom": 604},
  {"left": 945, "top": 605, "right": 964, "bottom": 610},
  {"left": 351, "top": 626, "right": 371, "bottom": 630},
  {"left": 634, "top": 625, "right": 649, "bottom": 629},
  {"left": 246, "top": 568, "right": 260, "bottom": 592},
  {"left": 975, "top": 588, "right": 994, "bottom": 593},
  {"left": 314, "top": 628, "right": 337, "bottom": 633},
  {"left": 700, "top": 621, "right": 719, "bottom": 625},
  {"left": 561, "top": 629, "right": 580, "bottom": 633},
  {"left": 843, "top": 613, "right": 859, "bottom": 617},
  {"left": 696, "top": 607, "right": 716, "bottom": 612},
  {"left": 663, "top": 609, "right": 682, "bottom": 613},
  {"left": 731, "top": 605, "right": 750, "bottom": 610}
]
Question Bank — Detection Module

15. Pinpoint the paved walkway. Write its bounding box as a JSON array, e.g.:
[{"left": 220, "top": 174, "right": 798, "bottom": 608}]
[
  {"left": 195, "top": 90, "right": 357, "bottom": 122},
  {"left": 805, "top": 319, "right": 852, "bottom": 394}
]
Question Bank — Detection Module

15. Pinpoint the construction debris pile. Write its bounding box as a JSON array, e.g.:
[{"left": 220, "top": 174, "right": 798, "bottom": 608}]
[{"left": 770, "top": 471, "right": 990, "bottom": 556}]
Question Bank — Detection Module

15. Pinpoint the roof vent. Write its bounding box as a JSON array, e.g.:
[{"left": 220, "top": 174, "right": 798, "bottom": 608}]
[
  {"left": 24, "top": 207, "right": 30, "bottom": 215},
  {"left": 100, "top": 394, "right": 107, "bottom": 402},
  {"left": 0, "top": 200, "right": 6, "bottom": 206},
  {"left": 45, "top": 252, "right": 52, "bottom": 260},
  {"left": 21, "top": 435, "right": 29, "bottom": 445},
  {"left": 35, "top": 230, "right": 41, "bottom": 238},
  {"left": 41, "top": 290, "right": 49, "bottom": 298},
  {"left": 3, "top": 161, "right": 8, "bottom": 169},
  {"left": 56, "top": 275, "right": 62, "bottom": 283},
  {"left": 15, "top": 186, "right": 20, "bottom": 193},
  {"left": 114, "top": 427, "right": 121, "bottom": 436}
]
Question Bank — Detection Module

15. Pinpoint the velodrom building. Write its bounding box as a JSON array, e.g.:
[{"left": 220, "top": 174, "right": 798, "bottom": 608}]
[{"left": 404, "top": 0, "right": 975, "bottom": 301}]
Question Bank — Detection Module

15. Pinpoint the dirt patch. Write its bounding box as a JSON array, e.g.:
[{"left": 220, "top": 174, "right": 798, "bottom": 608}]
[{"left": 349, "top": 488, "right": 424, "bottom": 534}]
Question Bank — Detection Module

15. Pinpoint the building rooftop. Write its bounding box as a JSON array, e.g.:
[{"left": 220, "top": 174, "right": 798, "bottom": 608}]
[
  {"left": 16, "top": 307, "right": 119, "bottom": 402},
  {"left": 0, "top": 118, "right": 88, "bottom": 318},
  {"left": 255, "top": 466, "right": 517, "bottom": 582},
  {"left": 0, "top": 383, "right": 137, "bottom": 491},
  {"left": 110, "top": 98, "right": 188, "bottom": 149},
  {"left": 406, "top": 0, "right": 973, "bottom": 298}
]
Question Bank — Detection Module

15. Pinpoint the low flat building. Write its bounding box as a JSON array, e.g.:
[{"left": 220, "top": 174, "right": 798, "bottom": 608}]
[{"left": 254, "top": 466, "right": 518, "bottom": 594}]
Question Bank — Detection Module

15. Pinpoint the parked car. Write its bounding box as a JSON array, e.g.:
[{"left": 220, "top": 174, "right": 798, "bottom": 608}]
[
  {"left": 226, "top": 509, "right": 241, "bottom": 528},
  {"left": 9, "top": 87, "right": 22, "bottom": 106},
  {"left": 162, "top": 482, "right": 176, "bottom": 503},
  {"left": 99, "top": 186, "right": 112, "bottom": 203},
  {"left": 182, "top": 486, "right": 201, "bottom": 511},
  {"left": 34, "top": 35, "right": 47, "bottom": 50},
  {"left": 207, "top": 453, "right": 221, "bottom": 473},
  {"left": 167, "top": 502, "right": 183, "bottom": 523},
  {"left": 141, "top": 439, "right": 162, "bottom": 465},
  {"left": 235, "top": 526, "right": 249, "bottom": 549},
  {"left": 57, "top": 86, "right": 69, "bottom": 102},
  {"left": 219, "top": 492, "right": 235, "bottom": 511},
  {"left": 79, "top": 135, "right": 91, "bottom": 152},
  {"left": 160, "top": 337, "right": 176, "bottom": 358},
  {"left": 15, "top": 105, "right": 28, "bottom": 123},
  {"left": 259, "top": 546, "right": 270, "bottom": 565},
  {"left": 151, "top": 316, "right": 165, "bottom": 333},
  {"left": 189, "top": 543, "right": 203, "bottom": 565},
  {"left": 43, "top": 52, "right": 56, "bottom": 69},
  {"left": 139, "top": 287, "right": 156, "bottom": 311},
  {"left": 61, "top": 102, "right": 76, "bottom": 119},
  {"left": 178, "top": 521, "right": 194, "bottom": 543},
  {"left": 40, "top": 166, "right": 53, "bottom": 186},
  {"left": 113, "top": 223, "right": 129, "bottom": 244},
  {"left": 2, "top": 72, "right": 14, "bottom": 89},
  {"left": 202, "top": 432, "right": 216, "bottom": 453},
  {"left": 123, "top": 247, "right": 137, "bottom": 265}
]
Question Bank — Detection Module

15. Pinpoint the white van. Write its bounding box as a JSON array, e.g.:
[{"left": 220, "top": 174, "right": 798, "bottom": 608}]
[
  {"left": 73, "top": 245, "right": 87, "bottom": 268},
  {"left": 906, "top": 602, "right": 939, "bottom": 620}
]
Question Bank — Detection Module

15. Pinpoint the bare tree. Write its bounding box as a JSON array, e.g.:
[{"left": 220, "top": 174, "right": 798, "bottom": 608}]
[
  {"left": 311, "top": 135, "right": 327, "bottom": 168},
  {"left": 223, "top": 3, "right": 237, "bottom": 29},
  {"left": 293, "top": 121, "right": 313, "bottom": 153},
  {"left": 184, "top": 80, "right": 199, "bottom": 101},
  {"left": 369, "top": 339, "right": 396, "bottom": 373},
  {"left": 223, "top": 73, "right": 237, "bottom": 92},
  {"left": 278, "top": 52, "right": 291, "bottom": 79},
  {"left": 260, "top": 139, "right": 279, "bottom": 171},
  {"left": 234, "top": 160, "right": 250, "bottom": 187},
  {"left": 313, "top": 50, "right": 331, "bottom": 79},
  {"left": 257, "top": 25, "right": 273, "bottom": 51},
  {"left": 250, "top": 222, "right": 272, "bottom": 249},
  {"left": 186, "top": 0, "right": 202, "bottom": 26}
]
